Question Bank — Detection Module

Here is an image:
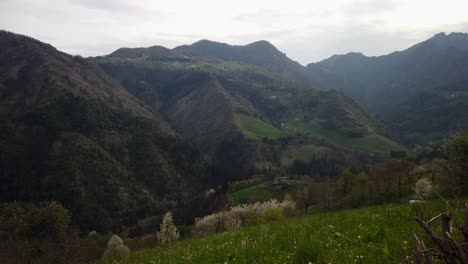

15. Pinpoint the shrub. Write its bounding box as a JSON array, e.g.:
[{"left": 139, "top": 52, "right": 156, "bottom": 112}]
[
  {"left": 157, "top": 212, "right": 179, "bottom": 244},
  {"left": 27, "top": 201, "right": 71, "bottom": 239},
  {"left": 414, "top": 178, "right": 432, "bottom": 199},
  {"left": 0, "top": 201, "right": 70, "bottom": 240},
  {"left": 192, "top": 199, "right": 295, "bottom": 237},
  {"left": 102, "top": 234, "right": 130, "bottom": 259},
  {"left": 263, "top": 208, "right": 285, "bottom": 223},
  {"left": 88, "top": 230, "right": 97, "bottom": 237}
]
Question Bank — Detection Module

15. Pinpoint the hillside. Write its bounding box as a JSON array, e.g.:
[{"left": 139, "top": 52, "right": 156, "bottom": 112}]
[
  {"left": 0, "top": 31, "right": 158, "bottom": 119},
  {"left": 174, "top": 39, "right": 319, "bottom": 88},
  {"left": 0, "top": 31, "right": 207, "bottom": 232},
  {"left": 98, "top": 201, "right": 451, "bottom": 264},
  {"left": 94, "top": 44, "right": 406, "bottom": 173},
  {"left": 0, "top": 30, "right": 408, "bottom": 235},
  {"left": 307, "top": 32, "right": 468, "bottom": 144}
]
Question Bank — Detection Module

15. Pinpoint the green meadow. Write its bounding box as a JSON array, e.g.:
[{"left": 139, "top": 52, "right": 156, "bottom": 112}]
[
  {"left": 235, "top": 114, "right": 284, "bottom": 139},
  {"left": 99, "top": 200, "right": 456, "bottom": 264}
]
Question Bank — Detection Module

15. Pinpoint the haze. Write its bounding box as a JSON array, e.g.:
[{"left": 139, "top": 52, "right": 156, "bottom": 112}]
[{"left": 1, "top": 0, "right": 468, "bottom": 64}]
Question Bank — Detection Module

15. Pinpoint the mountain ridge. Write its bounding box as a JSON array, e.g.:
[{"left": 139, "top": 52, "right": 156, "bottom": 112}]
[{"left": 306, "top": 32, "right": 468, "bottom": 144}]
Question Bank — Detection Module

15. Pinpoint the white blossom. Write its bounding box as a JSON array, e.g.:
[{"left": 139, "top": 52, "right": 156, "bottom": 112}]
[{"left": 157, "top": 212, "right": 180, "bottom": 244}]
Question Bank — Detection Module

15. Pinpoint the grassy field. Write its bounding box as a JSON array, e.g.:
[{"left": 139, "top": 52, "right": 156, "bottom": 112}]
[
  {"left": 229, "top": 182, "right": 300, "bottom": 204},
  {"left": 229, "top": 184, "right": 274, "bottom": 204},
  {"left": 286, "top": 121, "right": 409, "bottom": 154},
  {"left": 235, "top": 114, "right": 284, "bottom": 139},
  {"left": 280, "top": 144, "right": 330, "bottom": 166},
  {"left": 99, "top": 200, "right": 457, "bottom": 264}
]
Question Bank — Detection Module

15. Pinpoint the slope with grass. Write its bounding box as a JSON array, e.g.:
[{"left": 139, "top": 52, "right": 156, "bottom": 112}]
[
  {"left": 285, "top": 121, "right": 409, "bottom": 153},
  {"left": 229, "top": 184, "right": 274, "bottom": 204},
  {"left": 234, "top": 114, "right": 284, "bottom": 140},
  {"left": 98, "top": 201, "right": 455, "bottom": 264}
]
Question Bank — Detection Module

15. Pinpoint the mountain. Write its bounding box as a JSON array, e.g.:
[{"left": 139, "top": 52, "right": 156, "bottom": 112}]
[
  {"left": 0, "top": 31, "right": 407, "bottom": 233},
  {"left": 0, "top": 31, "right": 206, "bottom": 232},
  {"left": 95, "top": 40, "right": 406, "bottom": 161},
  {"left": 174, "top": 40, "right": 319, "bottom": 88},
  {"left": 0, "top": 31, "right": 158, "bottom": 119},
  {"left": 307, "top": 32, "right": 468, "bottom": 144}
]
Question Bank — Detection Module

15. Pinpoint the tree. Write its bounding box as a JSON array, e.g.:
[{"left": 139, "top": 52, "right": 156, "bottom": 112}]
[
  {"left": 157, "top": 212, "right": 179, "bottom": 244},
  {"left": 414, "top": 178, "right": 432, "bottom": 199},
  {"left": 338, "top": 169, "right": 354, "bottom": 194},
  {"left": 368, "top": 159, "right": 415, "bottom": 200},
  {"left": 349, "top": 171, "right": 372, "bottom": 205},
  {"left": 297, "top": 184, "right": 314, "bottom": 214},
  {"left": 444, "top": 132, "right": 468, "bottom": 193},
  {"left": 0, "top": 201, "right": 70, "bottom": 240},
  {"left": 103, "top": 234, "right": 130, "bottom": 259}
]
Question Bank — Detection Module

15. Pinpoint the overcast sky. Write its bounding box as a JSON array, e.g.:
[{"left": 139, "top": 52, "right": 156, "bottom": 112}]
[{"left": 1, "top": 0, "right": 468, "bottom": 64}]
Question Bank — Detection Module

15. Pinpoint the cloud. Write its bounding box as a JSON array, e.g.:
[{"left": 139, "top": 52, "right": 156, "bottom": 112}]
[
  {"left": 343, "top": 0, "right": 399, "bottom": 16},
  {"left": 1, "top": 0, "right": 468, "bottom": 64}
]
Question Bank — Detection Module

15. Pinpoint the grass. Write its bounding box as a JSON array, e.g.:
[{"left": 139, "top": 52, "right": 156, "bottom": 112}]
[
  {"left": 235, "top": 114, "right": 284, "bottom": 139},
  {"left": 229, "top": 184, "right": 274, "bottom": 204},
  {"left": 98, "top": 200, "right": 457, "bottom": 264},
  {"left": 286, "top": 121, "right": 410, "bottom": 154},
  {"left": 280, "top": 144, "right": 330, "bottom": 166},
  {"left": 229, "top": 183, "right": 299, "bottom": 204}
]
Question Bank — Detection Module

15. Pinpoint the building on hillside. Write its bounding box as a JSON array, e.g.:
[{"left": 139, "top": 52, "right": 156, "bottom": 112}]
[{"left": 273, "top": 176, "right": 290, "bottom": 185}]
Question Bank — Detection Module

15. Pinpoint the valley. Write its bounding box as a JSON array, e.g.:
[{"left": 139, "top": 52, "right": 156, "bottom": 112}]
[{"left": 0, "top": 29, "right": 467, "bottom": 264}]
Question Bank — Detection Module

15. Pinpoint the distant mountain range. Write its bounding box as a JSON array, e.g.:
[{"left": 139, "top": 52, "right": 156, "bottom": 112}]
[
  {"left": 108, "top": 33, "right": 468, "bottom": 146},
  {"left": 0, "top": 29, "right": 465, "bottom": 232},
  {"left": 307, "top": 32, "right": 468, "bottom": 144}
]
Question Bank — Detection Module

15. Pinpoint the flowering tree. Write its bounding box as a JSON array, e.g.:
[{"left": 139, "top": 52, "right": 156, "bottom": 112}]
[
  {"left": 414, "top": 178, "right": 432, "bottom": 199},
  {"left": 103, "top": 234, "right": 130, "bottom": 259},
  {"left": 192, "top": 199, "right": 295, "bottom": 237},
  {"left": 157, "top": 212, "right": 179, "bottom": 244}
]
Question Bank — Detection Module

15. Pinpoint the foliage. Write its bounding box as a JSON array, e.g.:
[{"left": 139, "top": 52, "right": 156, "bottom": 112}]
[
  {"left": 0, "top": 201, "right": 70, "bottom": 240},
  {"left": 103, "top": 235, "right": 131, "bottom": 259},
  {"left": 228, "top": 178, "right": 264, "bottom": 193},
  {"left": 192, "top": 199, "right": 295, "bottom": 237},
  {"left": 0, "top": 93, "right": 208, "bottom": 232},
  {"left": 0, "top": 201, "right": 105, "bottom": 264},
  {"left": 157, "top": 212, "right": 180, "bottom": 244},
  {"left": 444, "top": 132, "right": 468, "bottom": 193},
  {"left": 414, "top": 178, "right": 432, "bottom": 199}
]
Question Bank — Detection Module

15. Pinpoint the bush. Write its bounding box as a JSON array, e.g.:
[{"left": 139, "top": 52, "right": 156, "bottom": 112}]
[
  {"left": 192, "top": 199, "right": 295, "bottom": 237},
  {"left": 263, "top": 208, "right": 285, "bottom": 223},
  {"left": 102, "top": 234, "right": 130, "bottom": 259},
  {"left": 0, "top": 201, "right": 70, "bottom": 240},
  {"left": 28, "top": 201, "right": 71, "bottom": 239}
]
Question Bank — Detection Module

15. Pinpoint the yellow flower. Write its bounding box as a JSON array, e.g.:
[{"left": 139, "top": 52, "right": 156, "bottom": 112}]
[{"left": 382, "top": 246, "right": 390, "bottom": 255}]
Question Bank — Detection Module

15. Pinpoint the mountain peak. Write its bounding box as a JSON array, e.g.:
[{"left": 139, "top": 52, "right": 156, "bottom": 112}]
[
  {"left": 422, "top": 31, "right": 468, "bottom": 51},
  {"left": 192, "top": 39, "right": 222, "bottom": 46},
  {"left": 246, "top": 40, "right": 276, "bottom": 49},
  {"left": 110, "top": 45, "right": 176, "bottom": 58},
  {"left": 433, "top": 32, "right": 447, "bottom": 38}
]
